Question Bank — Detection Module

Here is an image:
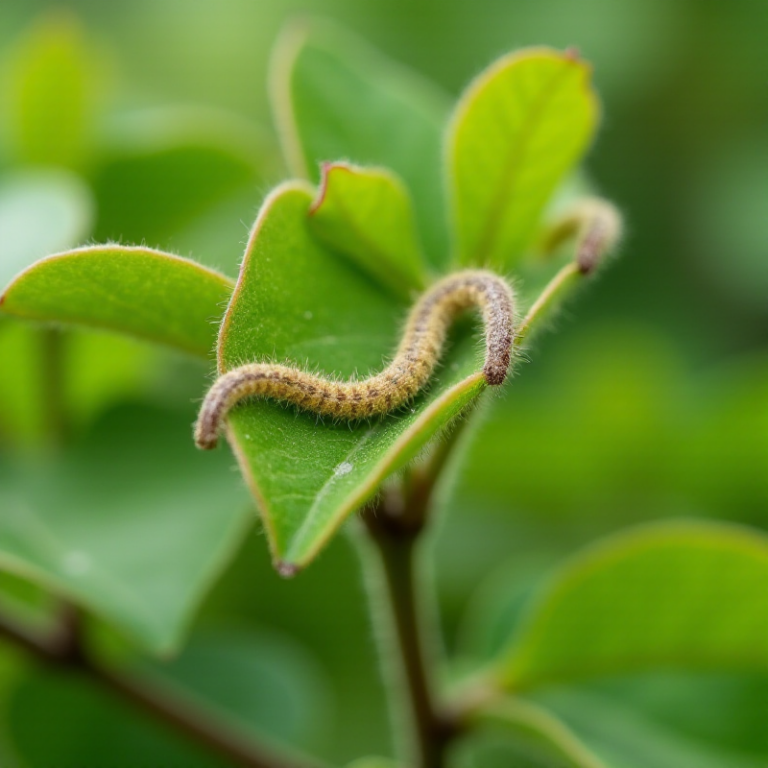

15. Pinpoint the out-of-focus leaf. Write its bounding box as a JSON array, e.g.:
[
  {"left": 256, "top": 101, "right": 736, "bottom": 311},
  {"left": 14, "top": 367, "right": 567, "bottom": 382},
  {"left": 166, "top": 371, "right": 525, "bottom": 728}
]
[
  {"left": 531, "top": 676, "right": 768, "bottom": 768},
  {"left": 0, "top": 170, "right": 93, "bottom": 288},
  {"left": 92, "top": 107, "right": 265, "bottom": 247},
  {"left": 690, "top": 142, "right": 768, "bottom": 311},
  {"left": 475, "top": 698, "right": 607, "bottom": 768},
  {"left": 149, "top": 627, "right": 332, "bottom": 748},
  {"left": 5, "top": 12, "right": 96, "bottom": 169},
  {"left": 0, "top": 320, "right": 48, "bottom": 445},
  {"left": 272, "top": 20, "right": 450, "bottom": 269},
  {"left": 308, "top": 162, "right": 427, "bottom": 298},
  {"left": 0, "top": 245, "right": 234, "bottom": 358},
  {"left": 448, "top": 48, "right": 597, "bottom": 269},
  {"left": 346, "top": 760, "right": 400, "bottom": 768},
  {"left": 217, "top": 183, "right": 486, "bottom": 570},
  {"left": 0, "top": 404, "right": 252, "bottom": 653},
  {"left": 6, "top": 668, "right": 227, "bottom": 768},
  {"left": 497, "top": 522, "right": 768, "bottom": 690}
]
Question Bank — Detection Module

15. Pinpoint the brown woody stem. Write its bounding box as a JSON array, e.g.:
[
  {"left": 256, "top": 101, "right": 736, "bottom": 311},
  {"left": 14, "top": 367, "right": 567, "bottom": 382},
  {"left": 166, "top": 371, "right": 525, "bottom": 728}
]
[{"left": 0, "top": 605, "right": 321, "bottom": 768}]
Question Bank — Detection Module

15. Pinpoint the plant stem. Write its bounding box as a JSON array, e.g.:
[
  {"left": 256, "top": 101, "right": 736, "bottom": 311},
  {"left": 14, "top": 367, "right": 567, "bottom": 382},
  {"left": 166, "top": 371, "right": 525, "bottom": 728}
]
[
  {"left": 363, "top": 499, "right": 451, "bottom": 768},
  {"left": 0, "top": 605, "right": 320, "bottom": 768},
  {"left": 41, "top": 328, "right": 69, "bottom": 447},
  {"left": 361, "top": 421, "right": 474, "bottom": 768}
]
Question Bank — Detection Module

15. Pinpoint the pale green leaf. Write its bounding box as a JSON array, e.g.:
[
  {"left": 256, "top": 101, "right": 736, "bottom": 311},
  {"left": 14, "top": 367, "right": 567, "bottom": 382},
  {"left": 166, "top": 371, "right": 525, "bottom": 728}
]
[
  {"left": 1, "top": 245, "right": 234, "bottom": 358},
  {"left": 308, "top": 162, "right": 427, "bottom": 298},
  {"left": 5, "top": 12, "right": 96, "bottom": 169},
  {"left": 0, "top": 404, "right": 252, "bottom": 653},
  {"left": 498, "top": 522, "right": 768, "bottom": 690},
  {"left": 217, "top": 183, "right": 486, "bottom": 569},
  {"left": 92, "top": 106, "right": 265, "bottom": 247},
  {"left": 476, "top": 698, "right": 608, "bottom": 768},
  {"left": 0, "top": 170, "right": 93, "bottom": 288},
  {"left": 272, "top": 20, "right": 450, "bottom": 269},
  {"left": 449, "top": 48, "right": 598, "bottom": 269},
  {"left": 346, "top": 760, "right": 400, "bottom": 768}
]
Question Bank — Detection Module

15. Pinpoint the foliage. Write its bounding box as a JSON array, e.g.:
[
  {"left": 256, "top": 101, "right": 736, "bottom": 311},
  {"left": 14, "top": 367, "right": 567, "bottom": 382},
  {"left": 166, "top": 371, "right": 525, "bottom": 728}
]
[{"left": 0, "top": 9, "right": 765, "bottom": 768}]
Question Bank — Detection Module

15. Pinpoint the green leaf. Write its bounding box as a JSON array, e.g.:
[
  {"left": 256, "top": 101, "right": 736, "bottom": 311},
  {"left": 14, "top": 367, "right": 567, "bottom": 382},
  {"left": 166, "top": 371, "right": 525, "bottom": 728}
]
[
  {"left": 217, "top": 183, "right": 486, "bottom": 569},
  {"left": 0, "top": 404, "right": 252, "bottom": 653},
  {"left": 6, "top": 668, "right": 227, "bottom": 768},
  {"left": 346, "top": 760, "right": 400, "bottom": 768},
  {"left": 448, "top": 48, "right": 598, "bottom": 269},
  {"left": 91, "top": 107, "right": 265, "bottom": 247},
  {"left": 0, "top": 170, "right": 94, "bottom": 288},
  {"left": 147, "top": 627, "right": 331, "bottom": 748},
  {"left": 498, "top": 522, "right": 768, "bottom": 690},
  {"left": 5, "top": 11, "right": 97, "bottom": 169},
  {"left": 475, "top": 698, "right": 608, "bottom": 768},
  {"left": 1, "top": 245, "right": 234, "bottom": 358},
  {"left": 308, "top": 162, "right": 428, "bottom": 298},
  {"left": 272, "top": 20, "right": 450, "bottom": 269},
  {"left": 531, "top": 677, "right": 768, "bottom": 768}
]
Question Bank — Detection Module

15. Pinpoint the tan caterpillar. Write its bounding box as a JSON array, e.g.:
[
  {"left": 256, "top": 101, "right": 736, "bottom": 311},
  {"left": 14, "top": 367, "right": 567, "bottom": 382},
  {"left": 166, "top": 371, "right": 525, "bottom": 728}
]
[{"left": 194, "top": 270, "right": 516, "bottom": 450}]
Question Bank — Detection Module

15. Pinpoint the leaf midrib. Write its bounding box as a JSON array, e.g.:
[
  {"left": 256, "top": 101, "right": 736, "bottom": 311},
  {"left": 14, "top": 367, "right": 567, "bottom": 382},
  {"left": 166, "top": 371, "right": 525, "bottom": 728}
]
[{"left": 470, "top": 60, "right": 580, "bottom": 264}]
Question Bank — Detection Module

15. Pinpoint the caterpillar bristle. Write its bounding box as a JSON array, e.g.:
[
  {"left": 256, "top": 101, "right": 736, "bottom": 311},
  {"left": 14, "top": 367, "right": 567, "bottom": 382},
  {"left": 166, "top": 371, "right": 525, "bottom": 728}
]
[{"left": 194, "top": 270, "right": 517, "bottom": 450}]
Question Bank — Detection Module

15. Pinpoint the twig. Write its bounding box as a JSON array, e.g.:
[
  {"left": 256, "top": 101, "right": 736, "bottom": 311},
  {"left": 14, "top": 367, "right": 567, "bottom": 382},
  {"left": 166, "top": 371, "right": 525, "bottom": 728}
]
[{"left": 0, "top": 605, "right": 320, "bottom": 768}]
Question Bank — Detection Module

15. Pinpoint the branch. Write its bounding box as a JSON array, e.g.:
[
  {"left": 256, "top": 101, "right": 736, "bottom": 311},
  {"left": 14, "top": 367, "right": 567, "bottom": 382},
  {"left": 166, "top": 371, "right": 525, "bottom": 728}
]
[{"left": 0, "top": 605, "right": 321, "bottom": 768}]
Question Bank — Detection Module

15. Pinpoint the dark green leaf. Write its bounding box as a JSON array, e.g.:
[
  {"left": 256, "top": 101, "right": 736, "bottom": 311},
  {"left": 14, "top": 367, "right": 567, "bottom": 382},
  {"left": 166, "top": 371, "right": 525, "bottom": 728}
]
[
  {"left": 147, "top": 627, "right": 332, "bottom": 748},
  {"left": 498, "top": 522, "right": 768, "bottom": 690},
  {"left": 531, "top": 677, "right": 768, "bottom": 768},
  {"left": 272, "top": 20, "right": 450, "bottom": 269},
  {"left": 476, "top": 698, "right": 608, "bottom": 768},
  {"left": 0, "top": 404, "right": 252, "bottom": 653},
  {"left": 92, "top": 107, "right": 265, "bottom": 247}
]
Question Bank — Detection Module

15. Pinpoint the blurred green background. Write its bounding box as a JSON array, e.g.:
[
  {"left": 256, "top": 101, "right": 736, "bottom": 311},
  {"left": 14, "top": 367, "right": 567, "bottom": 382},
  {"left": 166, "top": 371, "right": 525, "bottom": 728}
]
[{"left": 0, "top": 1, "right": 766, "bottom": 766}]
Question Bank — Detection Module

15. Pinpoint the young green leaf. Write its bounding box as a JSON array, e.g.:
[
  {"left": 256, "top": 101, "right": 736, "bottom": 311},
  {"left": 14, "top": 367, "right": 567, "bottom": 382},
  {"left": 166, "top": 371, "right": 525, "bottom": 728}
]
[
  {"left": 497, "top": 522, "right": 768, "bottom": 690},
  {"left": 271, "top": 20, "right": 450, "bottom": 269},
  {"left": 474, "top": 698, "right": 608, "bottom": 768},
  {"left": 1, "top": 245, "right": 234, "bottom": 358},
  {"left": 216, "top": 183, "right": 486, "bottom": 570},
  {"left": 92, "top": 107, "right": 265, "bottom": 247},
  {"left": 449, "top": 48, "right": 598, "bottom": 270},
  {"left": 308, "top": 163, "right": 428, "bottom": 299},
  {"left": 0, "top": 404, "right": 252, "bottom": 654},
  {"left": 5, "top": 11, "right": 97, "bottom": 170}
]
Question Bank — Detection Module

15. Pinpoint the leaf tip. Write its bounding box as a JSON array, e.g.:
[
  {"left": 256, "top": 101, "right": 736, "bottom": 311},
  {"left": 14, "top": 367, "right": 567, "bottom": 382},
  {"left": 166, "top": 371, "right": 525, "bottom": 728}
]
[{"left": 275, "top": 560, "right": 301, "bottom": 579}]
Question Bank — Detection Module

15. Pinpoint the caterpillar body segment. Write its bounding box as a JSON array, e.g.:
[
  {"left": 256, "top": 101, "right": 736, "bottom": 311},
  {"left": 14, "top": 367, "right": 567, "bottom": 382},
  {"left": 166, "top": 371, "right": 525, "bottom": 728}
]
[{"left": 195, "top": 270, "right": 516, "bottom": 450}]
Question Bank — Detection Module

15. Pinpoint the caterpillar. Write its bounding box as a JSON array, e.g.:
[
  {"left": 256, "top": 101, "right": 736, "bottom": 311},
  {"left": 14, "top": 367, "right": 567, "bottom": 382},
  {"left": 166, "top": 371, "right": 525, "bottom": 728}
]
[{"left": 194, "top": 270, "right": 516, "bottom": 450}]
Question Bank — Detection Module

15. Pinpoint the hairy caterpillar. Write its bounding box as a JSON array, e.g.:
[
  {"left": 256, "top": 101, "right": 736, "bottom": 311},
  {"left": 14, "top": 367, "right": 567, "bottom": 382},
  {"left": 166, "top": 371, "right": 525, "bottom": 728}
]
[{"left": 195, "top": 270, "right": 516, "bottom": 450}]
